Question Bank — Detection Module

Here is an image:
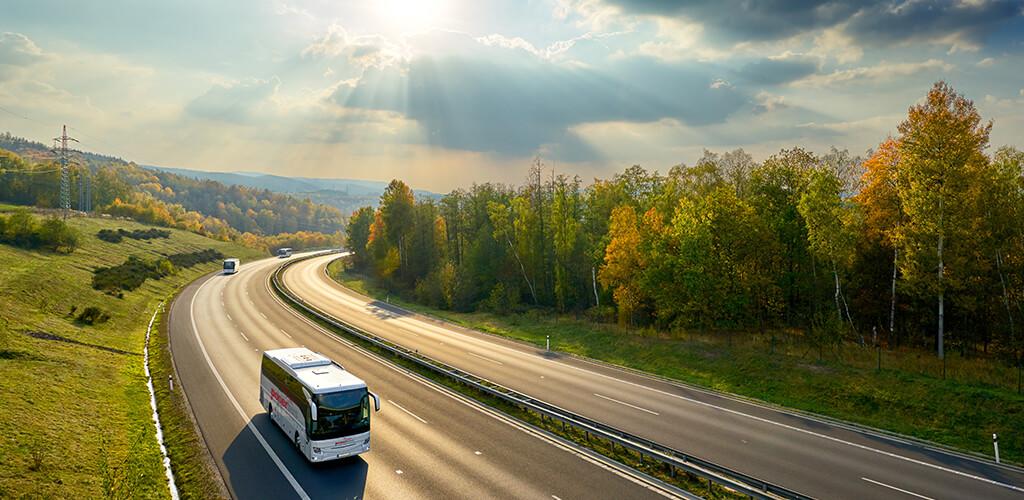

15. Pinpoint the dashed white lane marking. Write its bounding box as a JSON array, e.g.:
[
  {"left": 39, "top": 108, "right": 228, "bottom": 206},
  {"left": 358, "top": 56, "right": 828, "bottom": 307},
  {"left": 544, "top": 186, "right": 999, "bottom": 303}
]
[
  {"left": 260, "top": 312, "right": 267, "bottom": 319},
  {"left": 189, "top": 278, "right": 310, "bottom": 500},
  {"left": 862, "top": 477, "right": 934, "bottom": 499},
  {"left": 281, "top": 329, "right": 293, "bottom": 339},
  {"left": 594, "top": 393, "right": 660, "bottom": 416},
  {"left": 239, "top": 331, "right": 250, "bottom": 342},
  {"left": 388, "top": 400, "right": 427, "bottom": 424},
  {"left": 468, "top": 351, "right": 504, "bottom": 366},
  {"left": 226, "top": 314, "right": 233, "bottom": 321},
  {"left": 400, "top": 328, "right": 420, "bottom": 337}
]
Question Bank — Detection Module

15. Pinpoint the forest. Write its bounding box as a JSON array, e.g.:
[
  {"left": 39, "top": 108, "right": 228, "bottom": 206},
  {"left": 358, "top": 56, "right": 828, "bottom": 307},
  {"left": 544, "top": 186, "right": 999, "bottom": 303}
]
[
  {"left": 346, "top": 82, "right": 1024, "bottom": 368},
  {"left": 0, "top": 134, "right": 346, "bottom": 253}
]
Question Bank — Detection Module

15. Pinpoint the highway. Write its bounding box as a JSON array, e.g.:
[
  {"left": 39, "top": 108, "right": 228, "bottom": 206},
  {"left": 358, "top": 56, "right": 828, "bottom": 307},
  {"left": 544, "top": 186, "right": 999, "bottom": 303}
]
[
  {"left": 282, "top": 252, "right": 1024, "bottom": 500},
  {"left": 167, "top": 254, "right": 683, "bottom": 499}
]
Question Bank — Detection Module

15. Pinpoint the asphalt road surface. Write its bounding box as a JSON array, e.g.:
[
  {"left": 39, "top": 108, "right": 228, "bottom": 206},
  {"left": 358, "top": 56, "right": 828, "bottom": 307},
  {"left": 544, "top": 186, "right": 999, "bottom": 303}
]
[
  {"left": 168, "top": 254, "right": 684, "bottom": 499},
  {"left": 280, "top": 252, "right": 1024, "bottom": 500}
]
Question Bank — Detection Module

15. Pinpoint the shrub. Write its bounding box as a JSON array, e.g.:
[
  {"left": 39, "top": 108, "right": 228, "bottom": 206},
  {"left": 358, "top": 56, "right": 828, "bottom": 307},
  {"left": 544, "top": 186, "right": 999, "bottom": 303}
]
[
  {"left": 97, "top": 229, "right": 123, "bottom": 243},
  {"left": 39, "top": 216, "right": 80, "bottom": 253},
  {"left": 76, "top": 306, "right": 111, "bottom": 325}
]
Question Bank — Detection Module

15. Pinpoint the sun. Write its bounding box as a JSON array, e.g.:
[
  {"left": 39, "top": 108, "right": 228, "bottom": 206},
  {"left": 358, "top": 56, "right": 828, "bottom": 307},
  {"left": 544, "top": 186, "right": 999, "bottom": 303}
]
[{"left": 374, "top": 0, "right": 452, "bottom": 34}]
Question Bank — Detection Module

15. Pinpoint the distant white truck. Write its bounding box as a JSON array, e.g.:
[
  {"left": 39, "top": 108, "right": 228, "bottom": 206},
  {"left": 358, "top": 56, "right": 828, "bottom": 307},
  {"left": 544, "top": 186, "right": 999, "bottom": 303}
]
[{"left": 278, "top": 247, "right": 292, "bottom": 258}]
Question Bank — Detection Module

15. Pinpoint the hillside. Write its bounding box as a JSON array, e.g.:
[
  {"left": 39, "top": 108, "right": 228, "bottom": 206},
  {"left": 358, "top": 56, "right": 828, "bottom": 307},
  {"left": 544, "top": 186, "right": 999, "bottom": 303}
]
[
  {"left": 0, "top": 207, "right": 264, "bottom": 498},
  {"left": 1, "top": 132, "right": 348, "bottom": 252}
]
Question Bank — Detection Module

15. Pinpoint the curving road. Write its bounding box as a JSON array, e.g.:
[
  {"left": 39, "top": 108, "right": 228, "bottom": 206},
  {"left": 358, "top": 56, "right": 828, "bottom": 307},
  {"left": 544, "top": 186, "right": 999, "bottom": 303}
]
[
  {"left": 168, "top": 253, "right": 684, "bottom": 499},
  {"left": 282, "top": 253, "right": 1024, "bottom": 500}
]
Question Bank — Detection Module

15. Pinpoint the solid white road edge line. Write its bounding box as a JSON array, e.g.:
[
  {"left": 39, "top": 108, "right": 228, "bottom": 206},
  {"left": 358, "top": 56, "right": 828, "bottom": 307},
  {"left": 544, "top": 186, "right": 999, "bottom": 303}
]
[
  {"left": 145, "top": 302, "right": 179, "bottom": 500},
  {"left": 190, "top": 276, "right": 311, "bottom": 500}
]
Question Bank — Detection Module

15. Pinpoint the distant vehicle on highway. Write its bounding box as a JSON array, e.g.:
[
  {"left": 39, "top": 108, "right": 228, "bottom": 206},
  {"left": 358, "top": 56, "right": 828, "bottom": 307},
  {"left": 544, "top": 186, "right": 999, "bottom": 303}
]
[
  {"left": 278, "top": 247, "right": 292, "bottom": 258},
  {"left": 223, "top": 258, "right": 240, "bottom": 274},
  {"left": 260, "top": 348, "right": 380, "bottom": 462}
]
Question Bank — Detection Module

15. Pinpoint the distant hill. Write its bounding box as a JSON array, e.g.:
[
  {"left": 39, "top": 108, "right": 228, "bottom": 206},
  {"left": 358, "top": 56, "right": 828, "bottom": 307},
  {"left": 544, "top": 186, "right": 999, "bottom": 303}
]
[
  {"left": 141, "top": 166, "right": 397, "bottom": 196},
  {"left": 140, "top": 165, "right": 441, "bottom": 213}
]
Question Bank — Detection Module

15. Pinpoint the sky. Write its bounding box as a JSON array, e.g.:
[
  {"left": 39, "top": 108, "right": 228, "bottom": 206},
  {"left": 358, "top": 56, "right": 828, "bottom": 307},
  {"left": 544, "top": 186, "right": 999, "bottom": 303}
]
[{"left": 1, "top": 0, "right": 1023, "bottom": 194}]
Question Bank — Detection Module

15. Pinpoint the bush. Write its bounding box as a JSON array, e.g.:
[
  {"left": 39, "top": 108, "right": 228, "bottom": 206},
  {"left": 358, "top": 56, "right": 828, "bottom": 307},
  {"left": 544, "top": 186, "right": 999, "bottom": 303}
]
[
  {"left": 97, "top": 228, "right": 171, "bottom": 244},
  {"left": 76, "top": 306, "right": 111, "bottom": 325},
  {"left": 92, "top": 249, "right": 223, "bottom": 294},
  {"left": 39, "top": 216, "right": 80, "bottom": 253},
  {"left": 96, "top": 229, "right": 123, "bottom": 243}
]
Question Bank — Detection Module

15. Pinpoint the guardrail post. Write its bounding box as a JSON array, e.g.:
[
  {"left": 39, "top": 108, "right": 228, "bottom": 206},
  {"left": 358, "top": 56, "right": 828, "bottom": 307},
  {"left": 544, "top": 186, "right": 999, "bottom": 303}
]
[{"left": 994, "top": 434, "right": 1000, "bottom": 463}]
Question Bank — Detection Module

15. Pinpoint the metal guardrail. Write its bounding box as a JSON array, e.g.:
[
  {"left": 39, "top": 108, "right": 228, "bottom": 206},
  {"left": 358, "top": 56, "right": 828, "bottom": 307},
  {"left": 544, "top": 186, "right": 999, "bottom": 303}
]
[{"left": 271, "top": 253, "right": 815, "bottom": 500}]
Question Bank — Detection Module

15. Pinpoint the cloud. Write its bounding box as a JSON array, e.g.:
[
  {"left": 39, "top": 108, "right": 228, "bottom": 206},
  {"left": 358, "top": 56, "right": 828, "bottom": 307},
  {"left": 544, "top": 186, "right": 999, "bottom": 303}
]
[
  {"left": 0, "top": 32, "right": 52, "bottom": 82},
  {"left": 844, "top": 0, "right": 1024, "bottom": 50},
  {"left": 736, "top": 55, "right": 821, "bottom": 85},
  {"left": 331, "top": 32, "right": 748, "bottom": 160},
  {"left": 792, "top": 59, "right": 955, "bottom": 87},
  {"left": 566, "top": 0, "right": 1023, "bottom": 49},
  {"left": 185, "top": 77, "right": 282, "bottom": 124},
  {"left": 303, "top": 25, "right": 400, "bottom": 70},
  {"left": 0, "top": 32, "right": 48, "bottom": 66}
]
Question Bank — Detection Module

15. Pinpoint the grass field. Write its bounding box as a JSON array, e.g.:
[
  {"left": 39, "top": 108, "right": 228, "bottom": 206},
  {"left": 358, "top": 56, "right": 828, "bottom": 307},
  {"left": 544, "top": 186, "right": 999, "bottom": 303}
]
[
  {"left": 328, "top": 263, "right": 1024, "bottom": 465},
  {"left": 0, "top": 209, "right": 264, "bottom": 499}
]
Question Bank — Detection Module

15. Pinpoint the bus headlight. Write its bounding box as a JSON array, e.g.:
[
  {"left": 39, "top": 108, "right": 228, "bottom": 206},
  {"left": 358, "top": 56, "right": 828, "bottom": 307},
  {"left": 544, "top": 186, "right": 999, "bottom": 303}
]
[
  {"left": 313, "top": 447, "right": 321, "bottom": 454},
  {"left": 363, "top": 438, "right": 370, "bottom": 445}
]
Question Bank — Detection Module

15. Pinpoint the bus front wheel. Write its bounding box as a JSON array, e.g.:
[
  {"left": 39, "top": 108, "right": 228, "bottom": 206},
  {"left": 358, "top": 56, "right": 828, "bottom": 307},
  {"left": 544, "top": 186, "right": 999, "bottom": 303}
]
[{"left": 294, "top": 432, "right": 301, "bottom": 449}]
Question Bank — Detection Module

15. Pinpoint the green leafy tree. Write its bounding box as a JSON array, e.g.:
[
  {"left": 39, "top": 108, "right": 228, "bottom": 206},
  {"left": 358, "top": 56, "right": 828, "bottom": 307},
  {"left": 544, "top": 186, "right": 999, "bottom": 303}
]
[
  {"left": 799, "top": 168, "right": 861, "bottom": 342},
  {"left": 894, "top": 81, "right": 992, "bottom": 360}
]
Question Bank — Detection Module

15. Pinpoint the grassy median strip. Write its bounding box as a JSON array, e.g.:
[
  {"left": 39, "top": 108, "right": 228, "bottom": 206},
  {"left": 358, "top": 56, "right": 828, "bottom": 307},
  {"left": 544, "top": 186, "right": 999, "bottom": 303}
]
[
  {"left": 0, "top": 210, "right": 262, "bottom": 498},
  {"left": 274, "top": 267, "right": 747, "bottom": 499},
  {"left": 326, "top": 262, "right": 1023, "bottom": 466}
]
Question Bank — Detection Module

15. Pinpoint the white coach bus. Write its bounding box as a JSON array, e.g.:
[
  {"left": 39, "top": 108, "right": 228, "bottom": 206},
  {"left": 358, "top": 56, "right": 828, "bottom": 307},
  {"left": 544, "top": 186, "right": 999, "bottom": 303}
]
[
  {"left": 260, "top": 348, "right": 380, "bottom": 462},
  {"left": 223, "top": 258, "right": 240, "bottom": 274}
]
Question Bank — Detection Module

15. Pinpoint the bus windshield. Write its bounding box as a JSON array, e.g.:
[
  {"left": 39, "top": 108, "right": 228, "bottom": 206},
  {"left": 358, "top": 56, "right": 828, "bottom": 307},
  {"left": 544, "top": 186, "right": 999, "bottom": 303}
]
[{"left": 310, "top": 389, "right": 370, "bottom": 440}]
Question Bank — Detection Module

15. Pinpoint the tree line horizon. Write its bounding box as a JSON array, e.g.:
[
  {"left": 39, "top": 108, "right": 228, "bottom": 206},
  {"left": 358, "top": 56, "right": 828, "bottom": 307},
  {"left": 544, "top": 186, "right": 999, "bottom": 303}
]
[{"left": 346, "top": 81, "right": 1024, "bottom": 367}]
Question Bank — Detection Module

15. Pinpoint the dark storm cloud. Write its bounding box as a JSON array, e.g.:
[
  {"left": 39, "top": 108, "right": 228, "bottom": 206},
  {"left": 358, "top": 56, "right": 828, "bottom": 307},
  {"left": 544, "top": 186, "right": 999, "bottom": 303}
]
[
  {"left": 602, "top": 0, "right": 1023, "bottom": 46},
  {"left": 333, "top": 53, "right": 746, "bottom": 161},
  {"left": 737, "top": 57, "right": 820, "bottom": 85},
  {"left": 845, "top": 0, "right": 1024, "bottom": 47}
]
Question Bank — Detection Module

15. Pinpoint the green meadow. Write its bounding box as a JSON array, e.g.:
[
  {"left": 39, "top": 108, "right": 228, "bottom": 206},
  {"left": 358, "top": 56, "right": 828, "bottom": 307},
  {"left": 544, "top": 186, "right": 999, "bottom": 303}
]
[{"left": 0, "top": 207, "right": 263, "bottom": 499}]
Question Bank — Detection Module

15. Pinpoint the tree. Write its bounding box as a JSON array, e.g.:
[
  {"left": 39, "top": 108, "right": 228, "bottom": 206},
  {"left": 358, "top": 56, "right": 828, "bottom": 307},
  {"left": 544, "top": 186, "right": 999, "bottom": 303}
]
[
  {"left": 857, "top": 138, "right": 904, "bottom": 345},
  {"left": 378, "top": 180, "right": 415, "bottom": 280},
  {"left": 799, "top": 168, "right": 860, "bottom": 342},
  {"left": 895, "top": 81, "right": 992, "bottom": 360},
  {"left": 599, "top": 205, "right": 645, "bottom": 325}
]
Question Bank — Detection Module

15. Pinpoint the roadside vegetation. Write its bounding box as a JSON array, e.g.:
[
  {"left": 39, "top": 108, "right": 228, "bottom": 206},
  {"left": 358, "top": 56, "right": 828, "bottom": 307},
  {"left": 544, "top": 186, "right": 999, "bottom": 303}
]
[
  {"left": 330, "top": 263, "right": 1024, "bottom": 465},
  {"left": 0, "top": 207, "right": 261, "bottom": 498},
  {"left": 334, "top": 82, "right": 1024, "bottom": 464}
]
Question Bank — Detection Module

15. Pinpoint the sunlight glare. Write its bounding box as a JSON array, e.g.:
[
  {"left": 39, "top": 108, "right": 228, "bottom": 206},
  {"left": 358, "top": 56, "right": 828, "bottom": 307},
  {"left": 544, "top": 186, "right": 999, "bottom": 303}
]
[{"left": 375, "top": 0, "right": 452, "bottom": 34}]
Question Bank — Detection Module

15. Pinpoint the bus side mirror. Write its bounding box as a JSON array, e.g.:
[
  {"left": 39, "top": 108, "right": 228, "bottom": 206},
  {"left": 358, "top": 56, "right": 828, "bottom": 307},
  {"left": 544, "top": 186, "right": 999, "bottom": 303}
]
[{"left": 369, "top": 392, "right": 380, "bottom": 412}]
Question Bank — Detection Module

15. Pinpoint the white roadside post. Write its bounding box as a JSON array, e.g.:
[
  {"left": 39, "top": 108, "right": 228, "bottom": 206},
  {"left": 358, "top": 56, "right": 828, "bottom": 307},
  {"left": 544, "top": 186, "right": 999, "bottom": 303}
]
[
  {"left": 546, "top": 335, "right": 549, "bottom": 350},
  {"left": 994, "top": 434, "right": 1000, "bottom": 463}
]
